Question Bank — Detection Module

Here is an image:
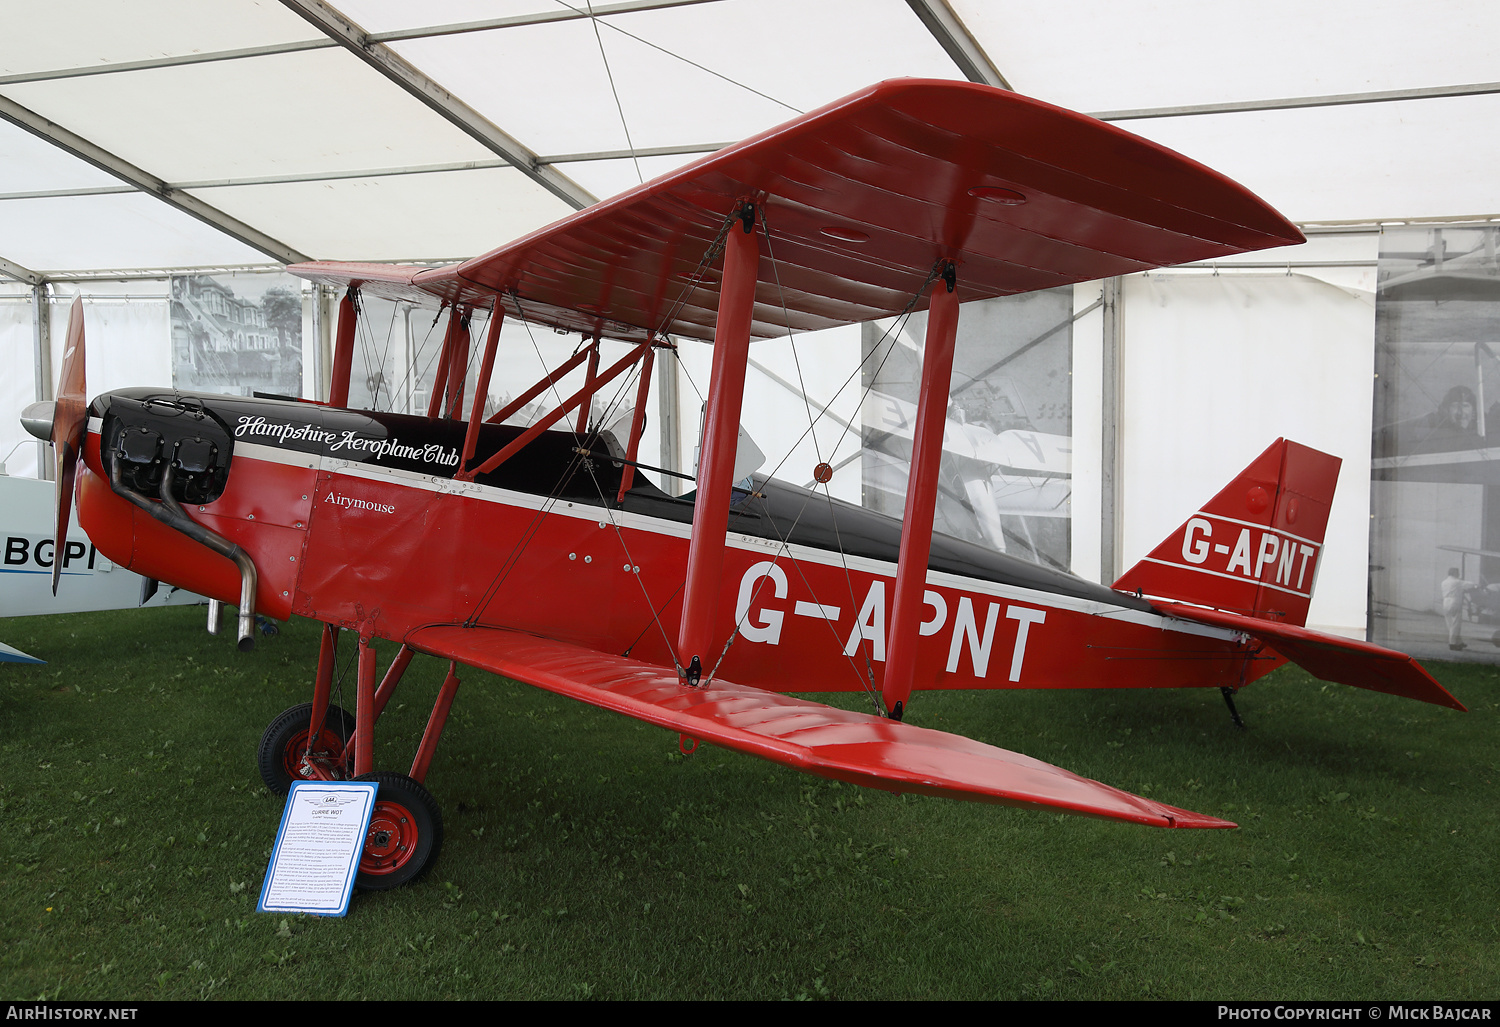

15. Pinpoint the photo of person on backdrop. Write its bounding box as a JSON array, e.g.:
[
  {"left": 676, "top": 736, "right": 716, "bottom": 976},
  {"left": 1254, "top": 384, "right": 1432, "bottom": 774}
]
[
  {"left": 1371, "top": 224, "right": 1500, "bottom": 660},
  {"left": 1440, "top": 566, "right": 1478, "bottom": 650}
]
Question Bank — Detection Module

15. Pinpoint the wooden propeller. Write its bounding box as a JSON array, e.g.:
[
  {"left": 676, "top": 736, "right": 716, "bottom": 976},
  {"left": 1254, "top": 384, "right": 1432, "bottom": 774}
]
[{"left": 50, "top": 297, "right": 87, "bottom": 595}]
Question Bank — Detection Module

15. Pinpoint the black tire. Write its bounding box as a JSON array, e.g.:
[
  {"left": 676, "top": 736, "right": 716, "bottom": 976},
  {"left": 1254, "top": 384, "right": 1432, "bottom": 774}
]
[
  {"left": 257, "top": 702, "right": 356, "bottom": 795},
  {"left": 355, "top": 771, "right": 443, "bottom": 891}
]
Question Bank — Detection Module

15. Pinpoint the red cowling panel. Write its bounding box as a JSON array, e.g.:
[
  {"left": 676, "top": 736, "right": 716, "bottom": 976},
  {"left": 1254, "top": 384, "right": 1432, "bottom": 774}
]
[
  {"left": 290, "top": 80, "right": 1302, "bottom": 343},
  {"left": 405, "top": 624, "right": 1234, "bottom": 829},
  {"left": 1113, "top": 439, "right": 1341, "bottom": 626},
  {"left": 1155, "top": 603, "right": 1466, "bottom": 712}
]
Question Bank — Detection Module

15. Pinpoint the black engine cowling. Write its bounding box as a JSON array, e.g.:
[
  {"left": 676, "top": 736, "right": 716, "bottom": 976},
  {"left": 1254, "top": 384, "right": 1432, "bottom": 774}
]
[{"left": 101, "top": 394, "right": 234, "bottom": 506}]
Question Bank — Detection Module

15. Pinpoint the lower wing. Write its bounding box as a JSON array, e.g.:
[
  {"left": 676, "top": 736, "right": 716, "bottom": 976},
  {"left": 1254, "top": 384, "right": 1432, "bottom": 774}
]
[{"left": 405, "top": 624, "right": 1232, "bottom": 829}]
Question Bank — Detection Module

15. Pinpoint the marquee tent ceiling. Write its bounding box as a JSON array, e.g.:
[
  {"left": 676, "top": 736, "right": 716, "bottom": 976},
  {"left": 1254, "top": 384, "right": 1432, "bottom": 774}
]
[{"left": 1, "top": 0, "right": 1497, "bottom": 281}]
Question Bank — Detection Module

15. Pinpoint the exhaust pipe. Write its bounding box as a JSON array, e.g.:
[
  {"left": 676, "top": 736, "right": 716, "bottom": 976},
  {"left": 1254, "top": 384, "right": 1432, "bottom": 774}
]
[{"left": 109, "top": 460, "right": 259, "bottom": 651}]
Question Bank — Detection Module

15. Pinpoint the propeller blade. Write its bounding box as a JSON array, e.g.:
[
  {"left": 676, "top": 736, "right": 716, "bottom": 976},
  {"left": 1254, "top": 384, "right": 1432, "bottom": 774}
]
[
  {"left": 55, "top": 297, "right": 87, "bottom": 450},
  {"left": 51, "top": 297, "right": 87, "bottom": 596},
  {"left": 52, "top": 440, "right": 77, "bottom": 596}
]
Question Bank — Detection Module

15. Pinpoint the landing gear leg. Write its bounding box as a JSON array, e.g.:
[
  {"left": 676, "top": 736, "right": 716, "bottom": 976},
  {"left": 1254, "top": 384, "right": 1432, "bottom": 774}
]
[
  {"left": 1220, "top": 686, "right": 1246, "bottom": 730},
  {"left": 266, "top": 629, "right": 454, "bottom": 890}
]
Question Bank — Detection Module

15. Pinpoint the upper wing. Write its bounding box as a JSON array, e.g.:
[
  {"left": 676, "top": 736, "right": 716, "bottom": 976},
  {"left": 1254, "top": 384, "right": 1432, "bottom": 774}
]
[
  {"left": 406, "top": 624, "right": 1232, "bottom": 829},
  {"left": 1156, "top": 603, "right": 1466, "bottom": 711},
  {"left": 290, "top": 79, "right": 1302, "bottom": 343}
]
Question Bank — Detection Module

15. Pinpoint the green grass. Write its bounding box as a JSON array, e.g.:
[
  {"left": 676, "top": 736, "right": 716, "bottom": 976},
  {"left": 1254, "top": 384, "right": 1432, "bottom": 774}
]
[{"left": 1, "top": 606, "right": 1496, "bottom": 1000}]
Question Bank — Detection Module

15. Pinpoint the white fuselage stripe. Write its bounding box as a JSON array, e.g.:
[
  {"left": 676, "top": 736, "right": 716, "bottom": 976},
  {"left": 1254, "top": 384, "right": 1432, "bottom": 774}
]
[
  {"left": 1137, "top": 556, "right": 1313, "bottom": 598},
  {"left": 224, "top": 441, "right": 1239, "bottom": 643}
]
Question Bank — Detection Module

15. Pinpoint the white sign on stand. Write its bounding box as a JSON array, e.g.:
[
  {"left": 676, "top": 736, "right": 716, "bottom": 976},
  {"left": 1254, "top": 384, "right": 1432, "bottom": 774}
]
[{"left": 258, "top": 781, "right": 377, "bottom": 917}]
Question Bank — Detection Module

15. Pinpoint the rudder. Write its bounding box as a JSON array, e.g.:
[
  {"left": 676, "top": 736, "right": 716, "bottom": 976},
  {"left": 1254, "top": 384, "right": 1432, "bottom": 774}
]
[{"left": 1112, "top": 439, "right": 1341, "bottom": 627}]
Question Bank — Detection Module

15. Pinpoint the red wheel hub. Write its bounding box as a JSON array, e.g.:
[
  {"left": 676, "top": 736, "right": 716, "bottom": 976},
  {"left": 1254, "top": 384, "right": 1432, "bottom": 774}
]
[
  {"left": 283, "top": 726, "right": 350, "bottom": 782},
  {"left": 361, "top": 800, "right": 419, "bottom": 876}
]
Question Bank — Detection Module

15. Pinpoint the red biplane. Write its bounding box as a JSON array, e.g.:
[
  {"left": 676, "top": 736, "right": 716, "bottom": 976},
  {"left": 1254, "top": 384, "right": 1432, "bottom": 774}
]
[{"left": 23, "top": 80, "right": 1463, "bottom": 890}]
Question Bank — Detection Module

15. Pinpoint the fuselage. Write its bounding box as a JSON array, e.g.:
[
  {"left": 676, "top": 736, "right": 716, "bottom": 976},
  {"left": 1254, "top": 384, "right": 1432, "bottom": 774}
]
[{"left": 76, "top": 388, "right": 1265, "bottom": 695}]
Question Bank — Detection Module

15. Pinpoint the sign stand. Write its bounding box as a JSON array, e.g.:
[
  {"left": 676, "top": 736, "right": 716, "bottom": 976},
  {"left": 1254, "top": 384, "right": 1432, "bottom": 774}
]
[{"left": 257, "top": 780, "right": 377, "bottom": 917}]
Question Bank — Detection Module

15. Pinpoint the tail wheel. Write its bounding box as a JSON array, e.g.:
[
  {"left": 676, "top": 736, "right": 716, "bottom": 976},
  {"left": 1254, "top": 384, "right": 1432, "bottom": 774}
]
[
  {"left": 257, "top": 702, "right": 355, "bottom": 795},
  {"left": 355, "top": 771, "right": 443, "bottom": 891}
]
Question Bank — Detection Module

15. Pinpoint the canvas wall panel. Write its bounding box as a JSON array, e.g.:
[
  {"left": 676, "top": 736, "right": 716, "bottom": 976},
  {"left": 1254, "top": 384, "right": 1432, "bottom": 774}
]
[
  {"left": 47, "top": 286, "right": 171, "bottom": 403},
  {"left": 1118, "top": 272, "right": 1375, "bottom": 637},
  {"left": 0, "top": 289, "right": 38, "bottom": 479}
]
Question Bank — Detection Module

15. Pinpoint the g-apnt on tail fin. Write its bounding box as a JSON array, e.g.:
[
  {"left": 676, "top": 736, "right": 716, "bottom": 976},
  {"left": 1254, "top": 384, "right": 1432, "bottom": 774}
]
[
  {"left": 1114, "top": 439, "right": 1464, "bottom": 711},
  {"left": 1114, "top": 438, "right": 1337, "bottom": 627}
]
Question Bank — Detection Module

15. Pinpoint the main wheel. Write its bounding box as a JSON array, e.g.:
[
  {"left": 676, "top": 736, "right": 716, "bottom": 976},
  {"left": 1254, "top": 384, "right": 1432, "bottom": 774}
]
[
  {"left": 355, "top": 771, "right": 444, "bottom": 891},
  {"left": 257, "top": 702, "right": 356, "bottom": 795}
]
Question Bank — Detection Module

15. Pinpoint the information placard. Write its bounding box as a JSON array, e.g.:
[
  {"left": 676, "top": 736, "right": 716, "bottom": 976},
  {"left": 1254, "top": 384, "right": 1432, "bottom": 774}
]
[{"left": 257, "top": 781, "right": 377, "bottom": 917}]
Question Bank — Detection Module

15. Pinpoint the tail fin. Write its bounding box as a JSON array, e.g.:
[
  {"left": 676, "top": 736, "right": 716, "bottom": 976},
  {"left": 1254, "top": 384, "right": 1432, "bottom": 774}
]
[{"left": 1112, "top": 439, "right": 1341, "bottom": 628}]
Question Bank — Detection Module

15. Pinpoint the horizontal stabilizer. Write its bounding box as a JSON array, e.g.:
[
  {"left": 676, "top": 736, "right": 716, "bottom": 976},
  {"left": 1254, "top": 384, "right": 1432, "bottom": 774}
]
[
  {"left": 407, "top": 625, "right": 1233, "bottom": 829},
  {"left": 1157, "top": 603, "right": 1465, "bottom": 711}
]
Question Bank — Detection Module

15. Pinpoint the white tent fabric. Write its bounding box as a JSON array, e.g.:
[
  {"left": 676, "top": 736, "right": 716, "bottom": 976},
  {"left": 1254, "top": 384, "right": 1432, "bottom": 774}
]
[
  {"left": 956, "top": 0, "right": 1498, "bottom": 109},
  {"left": 47, "top": 288, "right": 175, "bottom": 411},
  {"left": 4, "top": 0, "right": 1493, "bottom": 276},
  {"left": 2, "top": 0, "right": 1494, "bottom": 643},
  {"left": 0, "top": 286, "right": 35, "bottom": 474},
  {"left": 1128, "top": 96, "right": 1500, "bottom": 225},
  {"left": 1111, "top": 272, "right": 1377, "bottom": 637}
]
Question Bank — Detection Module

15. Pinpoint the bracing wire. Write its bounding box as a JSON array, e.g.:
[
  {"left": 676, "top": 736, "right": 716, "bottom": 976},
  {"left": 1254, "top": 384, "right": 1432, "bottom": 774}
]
[
  {"left": 456, "top": 306, "right": 495, "bottom": 418},
  {"left": 646, "top": 203, "right": 747, "bottom": 410},
  {"left": 528, "top": 324, "right": 685, "bottom": 667},
  {"left": 721, "top": 503, "right": 881, "bottom": 698},
  {"left": 549, "top": 0, "right": 801, "bottom": 115},
  {"left": 756, "top": 206, "right": 824, "bottom": 467},
  {"left": 582, "top": 0, "right": 644, "bottom": 186},
  {"left": 389, "top": 307, "right": 445, "bottom": 415},
  {"left": 328, "top": 627, "right": 358, "bottom": 744},
  {"left": 727, "top": 207, "right": 936, "bottom": 710},
  {"left": 465, "top": 297, "right": 683, "bottom": 669},
  {"left": 693, "top": 209, "right": 835, "bottom": 688},
  {"left": 466, "top": 309, "right": 595, "bottom": 620},
  {"left": 347, "top": 290, "right": 380, "bottom": 408},
  {"left": 755, "top": 274, "right": 936, "bottom": 488},
  {"left": 372, "top": 300, "right": 401, "bottom": 411},
  {"left": 350, "top": 295, "right": 402, "bottom": 411}
]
